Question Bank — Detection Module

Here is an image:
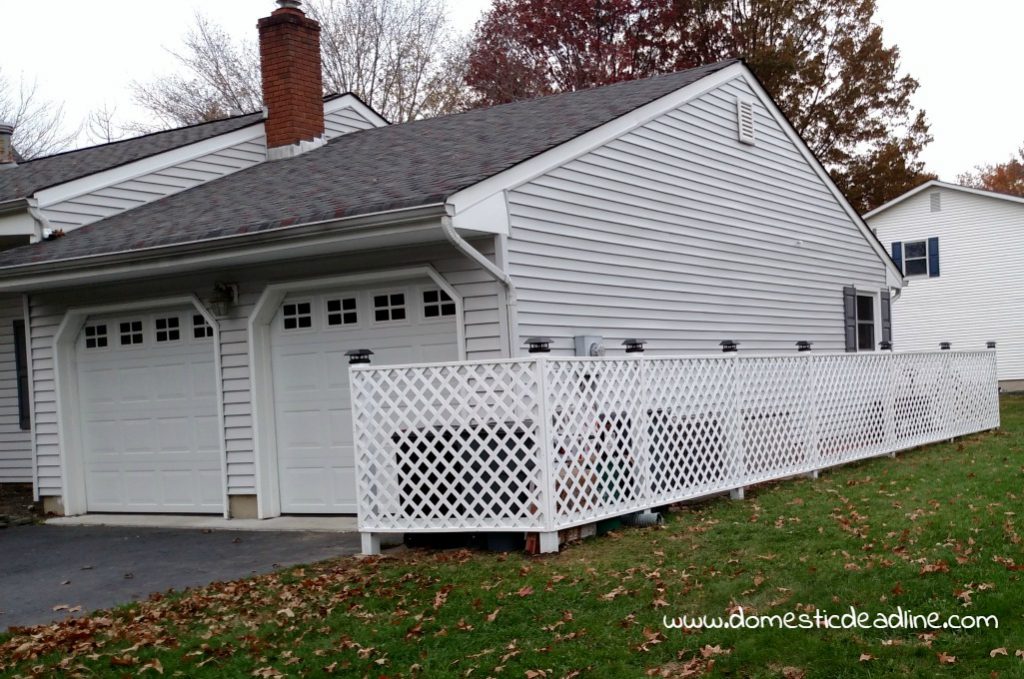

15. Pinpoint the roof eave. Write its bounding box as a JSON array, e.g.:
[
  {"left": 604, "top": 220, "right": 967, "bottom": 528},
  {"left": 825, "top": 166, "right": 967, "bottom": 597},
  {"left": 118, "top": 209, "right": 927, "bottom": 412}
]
[{"left": 0, "top": 202, "right": 448, "bottom": 291}]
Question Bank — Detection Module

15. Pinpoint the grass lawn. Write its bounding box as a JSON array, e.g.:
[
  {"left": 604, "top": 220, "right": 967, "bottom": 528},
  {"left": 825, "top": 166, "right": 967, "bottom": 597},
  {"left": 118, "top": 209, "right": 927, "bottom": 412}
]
[{"left": 3, "top": 397, "right": 1024, "bottom": 678}]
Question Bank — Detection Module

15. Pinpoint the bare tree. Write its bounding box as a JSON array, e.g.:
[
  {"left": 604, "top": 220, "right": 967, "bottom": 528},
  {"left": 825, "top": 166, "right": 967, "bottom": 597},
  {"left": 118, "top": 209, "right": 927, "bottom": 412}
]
[
  {"left": 130, "top": 0, "right": 465, "bottom": 128},
  {"left": 0, "top": 69, "right": 78, "bottom": 159},
  {"left": 85, "top": 103, "right": 128, "bottom": 145}
]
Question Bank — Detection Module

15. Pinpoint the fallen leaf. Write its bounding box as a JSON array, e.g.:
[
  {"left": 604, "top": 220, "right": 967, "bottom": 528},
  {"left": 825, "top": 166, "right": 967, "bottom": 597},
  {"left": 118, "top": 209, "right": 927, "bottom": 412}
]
[
  {"left": 936, "top": 651, "right": 956, "bottom": 665},
  {"left": 990, "top": 647, "right": 1008, "bottom": 657}
]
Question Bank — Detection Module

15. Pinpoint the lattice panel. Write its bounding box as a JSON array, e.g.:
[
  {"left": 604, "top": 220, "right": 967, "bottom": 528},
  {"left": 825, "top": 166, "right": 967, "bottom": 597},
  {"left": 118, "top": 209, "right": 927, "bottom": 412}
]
[
  {"left": 350, "top": 351, "right": 1000, "bottom": 535},
  {"left": 351, "top": 360, "right": 547, "bottom": 530},
  {"left": 544, "top": 360, "right": 647, "bottom": 525},
  {"left": 738, "top": 356, "right": 812, "bottom": 483},
  {"left": 644, "top": 358, "right": 736, "bottom": 504}
]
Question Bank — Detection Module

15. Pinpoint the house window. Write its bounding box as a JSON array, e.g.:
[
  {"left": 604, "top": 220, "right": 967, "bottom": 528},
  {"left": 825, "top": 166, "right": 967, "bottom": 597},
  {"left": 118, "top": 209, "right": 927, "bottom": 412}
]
[
  {"left": 903, "top": 240, "right": 929, "bottom": 276},
  {"left": 857, "top": 295, "right": 875, "bottom": 351},
  {"left": 423, "top": 289, "right": 456, "bottom": 318},
  {"left": 119, "top": 320, "right": 144, "bottom": 345},
  {"left": 282, "top": 302, "right": 313, "bottom": 330},
  {"left": 84, "top": 324, "right": 108, "bottom": 349},
  {"left": 193, "top": 314, "right": 214, "bottom": 339},
  {"left": 374, "top": 293, "right": 406, "bottom": 322},
  {"left": 155, "top": 316, "right": 180, "bottom": 342},
  {"left": 326, "top": 298, "right": 358, "bottom": 326},
  {"left": 13, "top": 320, "right": 30, "bottom": 431}
]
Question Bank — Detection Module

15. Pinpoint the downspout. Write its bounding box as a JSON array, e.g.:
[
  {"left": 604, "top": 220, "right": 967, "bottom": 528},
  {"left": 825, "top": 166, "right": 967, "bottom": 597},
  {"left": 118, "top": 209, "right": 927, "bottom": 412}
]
[
  {"left": 440, "top": 212, "right": 519, "bottom": 357},
  {"left": 25, "top": 198, "right": 50, "bottom": 243}
]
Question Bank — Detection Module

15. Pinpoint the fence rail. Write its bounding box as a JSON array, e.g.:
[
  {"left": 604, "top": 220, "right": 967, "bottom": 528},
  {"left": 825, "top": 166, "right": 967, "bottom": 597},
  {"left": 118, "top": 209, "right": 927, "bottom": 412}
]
[{"left": 351, "top": 350, "right": 999, "bottom": 547}]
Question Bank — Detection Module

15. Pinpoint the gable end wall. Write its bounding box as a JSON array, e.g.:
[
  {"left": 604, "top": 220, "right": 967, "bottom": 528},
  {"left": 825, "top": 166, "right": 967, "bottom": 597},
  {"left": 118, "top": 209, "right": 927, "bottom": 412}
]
[{"left": 506, "top": 75, "right": 888, "bottom": 355}]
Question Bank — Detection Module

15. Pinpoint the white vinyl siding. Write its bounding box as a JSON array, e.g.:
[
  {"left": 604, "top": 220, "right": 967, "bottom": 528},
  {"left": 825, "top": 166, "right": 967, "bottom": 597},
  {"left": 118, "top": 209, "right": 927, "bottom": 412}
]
[
  {"left": 40, "top": 136, "right": 268, "bottom": 232},
  {"left": 37, "top": 104, "right": 381, "bottom": 234},
  {"left": 506, "top": 76, "right": 888, "bottom": 355},
  {"left": 0, "top": 295, "right": 31, "bottom": 483},
  {"left": 324, "top": 106, "right": 378, "bottom": 137},
  {"left": 869, "top": 187, "right": 1024, "bottom": 381},
  {"left": 27, "top": 240, "right": 502, "bottom": 497}
]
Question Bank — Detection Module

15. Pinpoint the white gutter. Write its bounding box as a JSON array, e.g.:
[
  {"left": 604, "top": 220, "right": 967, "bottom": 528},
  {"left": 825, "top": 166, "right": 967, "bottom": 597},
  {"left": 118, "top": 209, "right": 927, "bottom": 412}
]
[{"left": 440, "top": 210, "right": 519, "bottom": 356}]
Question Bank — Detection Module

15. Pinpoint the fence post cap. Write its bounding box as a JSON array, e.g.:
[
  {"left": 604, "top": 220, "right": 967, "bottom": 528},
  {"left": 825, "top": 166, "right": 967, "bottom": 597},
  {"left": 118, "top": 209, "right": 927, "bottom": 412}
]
[
  {"left": 987, "top": 341, "right": 997, "bottom": 349},
  {"left": 796, "top": 340, "right": 813, "bottom": 352},
  {"left": 719, "top": 339, "right": 739, "bottom": 353},
  {"left": 622, "top": 338, "right": 647, "bottom": 353},
  {"left": 939, "top": 341, "right": 951, "bottom": 350},
  {"left": 879, "top": 340, "right": 893, "bottom": 351},
  {"left": 525, "top": 337, "right": 552, "bottom": 353},
  {"left": 346, "top": 348, "right": 374, "bottom": 364}
]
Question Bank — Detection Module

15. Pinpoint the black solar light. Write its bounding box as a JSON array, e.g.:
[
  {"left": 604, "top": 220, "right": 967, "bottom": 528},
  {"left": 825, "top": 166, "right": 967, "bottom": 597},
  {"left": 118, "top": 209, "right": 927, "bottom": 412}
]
[
  {"left": 525, "top": 337, "right": 552, "bottom": 354},
  {"left": 796, "top": 340, "right": 813, "bottom": 352},
  {"left": 720, "top": 340, "right": 739, "bottom": 353},
  {"left": 879, "top": 340, "right": 893, "bottom": 351},
  {"left": 987, "top": 341, "right": 997, "bottom": 349},
  {"left": 940, "top": 342, "right": 951, "bottom": 351},
  {"left": 622, "top": 339, "right": 647, "bottom": 354},
  {"left": 346, "top": 348, "right": 374, "bottom": 365}
]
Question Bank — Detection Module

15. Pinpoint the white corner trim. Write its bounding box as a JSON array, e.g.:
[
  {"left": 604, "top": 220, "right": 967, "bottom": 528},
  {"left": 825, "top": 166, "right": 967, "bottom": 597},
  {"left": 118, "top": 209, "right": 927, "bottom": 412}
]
[
  {"left": 738, "top": 72, "right": 905, "bottom": 287},
  {"left": 34, "top": 124, "right": 266, "bottom": 208},
  {"left": 247, "top": 265, "right": 466, "bottom": 519},
  {"left": 324, "top": 93, "right": 389, "bottom": 128},
  {"left": 864, "top": 179, "right": 1024, "bottom": 219},
  {"left": 446, "top": 62, "right": 747, "bottom": 219},
  {"left": 51, "top": 295, "right": 225, "bottom": 517},
  {"left": 23, "top": 293, "right": 38, "bottom": 501}
]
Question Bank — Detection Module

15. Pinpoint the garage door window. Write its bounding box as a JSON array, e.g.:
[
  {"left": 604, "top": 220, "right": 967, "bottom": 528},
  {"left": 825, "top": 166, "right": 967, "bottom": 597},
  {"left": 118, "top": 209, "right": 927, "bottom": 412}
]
[
  {"left": 193, "top": 315, "right": 214, "bottom": 339},
  {"left": 423, "top": 289, "right": 456, "bottom": 318},
  {"left": 155, "top": 317, "right": 180, "bottom": 342},
  {"left": 326, "top": 297, "right": 358, "bottom": 326},
  {"left": 84, "top": 324, "right": 108, "bottom": 349},
  {"left": 282, "top": 302, "right": 313, "bottom": 330},
  {"left": 119, "top": 320, "right": 144, "bottom": 345},
  {"left": 373, "top": 293, "right": 406, "bottom": 322}
]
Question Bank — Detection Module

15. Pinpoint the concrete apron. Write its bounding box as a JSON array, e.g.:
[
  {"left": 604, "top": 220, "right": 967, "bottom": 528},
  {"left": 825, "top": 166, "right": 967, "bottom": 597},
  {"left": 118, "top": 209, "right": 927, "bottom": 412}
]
[{"left": 47, "top": 514, "right": 359, "bottom": 532}]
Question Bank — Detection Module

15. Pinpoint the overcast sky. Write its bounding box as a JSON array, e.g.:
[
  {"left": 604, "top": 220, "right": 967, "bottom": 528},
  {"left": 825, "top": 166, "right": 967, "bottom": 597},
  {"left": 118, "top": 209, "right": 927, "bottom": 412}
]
[{"left": 1, "top": 0, "right": 1021, "bottom": 180}]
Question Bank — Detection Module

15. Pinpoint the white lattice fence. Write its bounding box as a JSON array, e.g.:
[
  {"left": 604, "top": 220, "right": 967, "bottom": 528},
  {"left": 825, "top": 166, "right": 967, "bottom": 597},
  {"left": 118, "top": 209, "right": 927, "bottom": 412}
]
[{"left": 351, "top": 350, "right": 999, "bottom": 539}]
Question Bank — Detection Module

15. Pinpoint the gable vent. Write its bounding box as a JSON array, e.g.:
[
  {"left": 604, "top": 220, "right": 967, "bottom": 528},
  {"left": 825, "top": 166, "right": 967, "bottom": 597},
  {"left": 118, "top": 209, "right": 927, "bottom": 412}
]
[
  {"left": 737, "top": 97, "right": 756, "bottom": 145},
  {"left": 930, "top": 192, "right": 941, "bottom": 212}
]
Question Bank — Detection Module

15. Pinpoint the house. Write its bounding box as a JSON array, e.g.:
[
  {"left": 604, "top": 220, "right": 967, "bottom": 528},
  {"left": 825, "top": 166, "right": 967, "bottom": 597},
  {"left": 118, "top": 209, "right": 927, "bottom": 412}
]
[
  {"left": 0, "top": 0, "right": 901, "bottom": 520},
  {"left": 866, "top": 180, "right": 1024, "bottom": 389}
]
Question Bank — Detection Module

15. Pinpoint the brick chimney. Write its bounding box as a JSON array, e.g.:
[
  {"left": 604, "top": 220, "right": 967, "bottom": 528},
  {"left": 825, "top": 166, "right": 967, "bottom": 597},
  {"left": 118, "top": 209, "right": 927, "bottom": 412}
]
[
  {"left": 258, "top": 0, "right": 325, "bottom": 159},
  {"left": 0, "top": 122, "right": 16, "bottom": 168}
]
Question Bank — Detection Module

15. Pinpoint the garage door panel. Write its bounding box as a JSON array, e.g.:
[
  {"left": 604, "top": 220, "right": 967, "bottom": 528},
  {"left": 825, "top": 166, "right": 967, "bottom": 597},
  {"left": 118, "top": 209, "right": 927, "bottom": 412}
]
[
  {"left": 77, "top": 308, "right": 223, "bottom": 514},
  {"left": 273, "top": 283, "right": 458, "bottom": 513}
]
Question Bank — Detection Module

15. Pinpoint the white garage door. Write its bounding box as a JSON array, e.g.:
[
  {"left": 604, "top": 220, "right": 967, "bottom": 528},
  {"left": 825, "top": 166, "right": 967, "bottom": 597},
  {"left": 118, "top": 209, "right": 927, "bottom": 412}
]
[
  {"left": 271, "top": 281, "right": 459, "bottom": 513},
  {"left": 76, "top": 308, "right": 223, "bottom": 513}
]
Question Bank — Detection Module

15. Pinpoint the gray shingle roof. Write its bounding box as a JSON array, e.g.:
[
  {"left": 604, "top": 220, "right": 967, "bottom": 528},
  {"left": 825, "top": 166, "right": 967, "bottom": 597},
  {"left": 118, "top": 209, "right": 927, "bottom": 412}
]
[
  {"left": 0, "top": 112, "right": 263, "bottom": 204},
  {"left": 0, "top": 60, "right": 736, "bottom": 269}
]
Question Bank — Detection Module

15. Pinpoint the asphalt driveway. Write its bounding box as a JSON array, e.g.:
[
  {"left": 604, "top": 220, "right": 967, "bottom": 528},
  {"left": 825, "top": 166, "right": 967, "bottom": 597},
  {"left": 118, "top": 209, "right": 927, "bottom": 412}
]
[{"left": 0, "top": 524, "right": 360, "bottom": 629}]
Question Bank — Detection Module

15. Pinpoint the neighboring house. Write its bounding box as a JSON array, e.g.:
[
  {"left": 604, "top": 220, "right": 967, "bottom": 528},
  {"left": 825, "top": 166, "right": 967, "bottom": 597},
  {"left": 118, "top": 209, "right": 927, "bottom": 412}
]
[
  {"left": 0, "top": 1, "right": 901, "bottom": 519},
  {"left": 866, "top": 180, "right": 1024, "bottom": 389}
]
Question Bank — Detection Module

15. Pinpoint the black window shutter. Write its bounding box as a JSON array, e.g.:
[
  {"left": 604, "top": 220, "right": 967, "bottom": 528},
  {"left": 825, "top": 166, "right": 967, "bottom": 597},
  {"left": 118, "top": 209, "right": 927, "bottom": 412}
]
[
  {"left": 880, "top": 289, "right": 892, "bottom": 346},
  {"left": 843, "top": 286, "right": 857, "bottom": 352},
  {"left": 927, "top": 237, "right": 940, "bottom": 277},
  {"left": 891, "top": 241, "right": 903, "bottom": 273},
  {"left": 12, "top": 320, "right": 30, "bottom": 431}
]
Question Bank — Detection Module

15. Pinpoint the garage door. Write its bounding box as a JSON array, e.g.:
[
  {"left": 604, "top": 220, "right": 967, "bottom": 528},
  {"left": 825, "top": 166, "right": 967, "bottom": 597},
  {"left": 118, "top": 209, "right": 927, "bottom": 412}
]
[
  {"left": 271, "top": 281, "right": 459, "bottom": 513},
  {"left": 76, "top": 308, "right": 223, "bottom": 513}
]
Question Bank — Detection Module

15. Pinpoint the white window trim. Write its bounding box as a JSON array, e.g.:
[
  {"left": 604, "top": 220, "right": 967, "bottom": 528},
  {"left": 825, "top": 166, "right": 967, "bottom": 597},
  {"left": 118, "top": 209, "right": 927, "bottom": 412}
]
[{"left": 902, "top": 239, "right": 930, "bottom": 278}]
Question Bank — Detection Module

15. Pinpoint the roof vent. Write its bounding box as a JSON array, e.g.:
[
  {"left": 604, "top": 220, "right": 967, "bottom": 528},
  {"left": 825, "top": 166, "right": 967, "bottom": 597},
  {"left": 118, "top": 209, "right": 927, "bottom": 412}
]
[
  {"left": 930, "top": 192, "right": 941, "bottom": 212},
  {"left": 737, "top": 97, "right": 756, "bottom": 146}
]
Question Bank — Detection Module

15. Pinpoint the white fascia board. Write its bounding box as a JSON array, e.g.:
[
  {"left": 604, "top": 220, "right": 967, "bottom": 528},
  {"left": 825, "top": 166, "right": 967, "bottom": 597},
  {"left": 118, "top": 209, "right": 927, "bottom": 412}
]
[
  {"left": 324, "top": 93, "right": 389, "bottom": 127},
  {"left": 33, "top": 123, "right": 266, "bottom": 208},
  {"left": 864, "top": 179, "right": 1024, "bottom": 220},
  {"left": 738, "top": 71, "right": 905, "bottom": 288},
  {"left": 448, "top": 191, "right": 509, "bottom": 234},
  {"left": 446, "top": 63, "right": 746, "bottom": 224}
]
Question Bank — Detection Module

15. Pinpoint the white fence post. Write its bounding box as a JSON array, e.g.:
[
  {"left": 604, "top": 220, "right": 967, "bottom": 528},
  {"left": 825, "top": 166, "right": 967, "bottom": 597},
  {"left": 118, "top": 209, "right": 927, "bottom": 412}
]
[
  {"left": 533, "top": 356, "right": 559, "bottom": 552},
  {"left": 636, "top": 356, "right": 653, "bottom": 510},
  {"left": 805, "top": 353, "right": 820, "bottom": 479},
  {"left": 728, "top": 354, "right": 745, "bottom": 500}
]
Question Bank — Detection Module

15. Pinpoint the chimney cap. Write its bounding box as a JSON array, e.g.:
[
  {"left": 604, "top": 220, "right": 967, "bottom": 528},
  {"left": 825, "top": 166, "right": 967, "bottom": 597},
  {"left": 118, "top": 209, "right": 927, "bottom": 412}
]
[
  {"left": 0, "top": 122, "right": 13, "bottom": 135},
  {"left": 276, "top": 0, "right": 302, "bottom": 8}
]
